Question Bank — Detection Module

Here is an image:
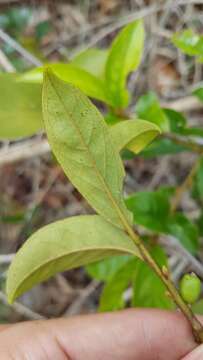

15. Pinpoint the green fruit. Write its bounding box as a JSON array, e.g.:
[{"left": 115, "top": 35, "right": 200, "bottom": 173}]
[{"left": 180, "top": 273, "right": 201, "bottom": 304}]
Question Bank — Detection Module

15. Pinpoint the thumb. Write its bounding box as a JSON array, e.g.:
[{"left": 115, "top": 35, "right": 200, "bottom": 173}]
[{"left": 183, "top": 344, "right": 203, "bottom": 359}]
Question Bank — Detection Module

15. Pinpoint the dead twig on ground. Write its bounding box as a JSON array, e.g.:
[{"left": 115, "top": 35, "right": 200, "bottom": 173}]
[
  {"left": 0, "top": 28, "right": 42, "bottom": 67},
  {"left": 0, "top": 48, "right": 15, "bottom": 72},
  {"left": 0, "top": 290, "right": 46, "bottom": 320}
]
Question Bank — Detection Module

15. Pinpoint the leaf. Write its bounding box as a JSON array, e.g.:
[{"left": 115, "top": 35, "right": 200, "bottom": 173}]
[
  {"left": 105, "top": 112, "right": 123, "bottom": 125},
  {"left": 126, "top": 189, "right": 198, "bottom": 253},
  {"left": 172, "top": 29, "right": 203, "bottom": 60},
  {"left": 86, "top": 255, "right": 131, "bottom": 282},
  {"left": 193, "top": 87, "right": 203, "bottom": 101},
  {"left": 105, "top": 20, "right": 144, "bottom": 108},
  {"left": 72, "top": 48, "right": 108, "bottom": 79},
  {"left": 132, "top": 246, "right": 174, "bottom": 309},
  {"left": 99, "top": 258, "right": 137, "bottom": 311},
  {"left": 6, "top": 215, "right": 141, "bottom": 303},
  {"left": 192, "top": 299, "right": 203, "bottom": 315},
  {"left": 136, "top": 92, "right": 169, "bottom": 132},
  {"left": 193, "top": 158, "right": 203, "bottom": 200},
  {"left": 197, "top": 213, "right": 203, "bottom": 236},
  {"left": 1, "top": 213, "right": 25, "bottom": 224},
  {"left": 125, "top": 188, "right": 173, "bottom": 232},
  {"left": 110, "top": 119, "right": 160, "bottom": 154},
  {"left": 49, "top": 64, "right": 109, "bottom": 104},
  {"left": 164, "top": 109, "right": 187, "bottom": 134},
  {"left": 0, "top": 73, "right": 43, "bottom": 139},
  {"left": 140, "top": 137, "right": 187, "bottom": 157},
  {"left": 43, "top": 69, "right": 132, "bottom": 229},
  {"left": 166, "top": 213, "right": 199, "bottom": 254},
  {"left": 182, "top": 127, "right": 203, "bottom": 138},
  {"left": 165, "top": 108, "right": 203, "bottom": 138},
  {"left": 20, "top": 63, "right": 110, "bottom": 104}
]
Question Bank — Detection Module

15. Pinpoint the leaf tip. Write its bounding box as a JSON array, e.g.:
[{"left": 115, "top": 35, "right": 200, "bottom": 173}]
[
  {"left": 43, "top": 65, "right": 53, "bottom": 81},
  {"left": 6, "top": 284, "right": 15, "bottom": 305}
]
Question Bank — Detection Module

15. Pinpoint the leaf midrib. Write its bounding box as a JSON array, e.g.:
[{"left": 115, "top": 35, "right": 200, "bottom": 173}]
[{"left": 46, "top": 72, "right": 131, "bottom": 231}]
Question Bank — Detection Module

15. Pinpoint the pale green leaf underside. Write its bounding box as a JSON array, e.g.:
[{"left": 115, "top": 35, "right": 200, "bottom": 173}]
[
  {"left": 72, "top": 48, "right": 109, "bottom": 79},
  {"left": 6, "top": 215, "right": 140, "bottom": 303},
  {"left": 0, "top": 73, "right": 42, "bottom": 139},
  {"left": 105, "top": 20, "right": 145, "bottom": 108},
  {"left": 43, "top": 69, "right": 132, "bottom": 229},
  {"left": 20, "top": 63, "right": 110, "bottom": 104},
  {"left": 110, "top": 119, "right": 160, "bottom": 154}
]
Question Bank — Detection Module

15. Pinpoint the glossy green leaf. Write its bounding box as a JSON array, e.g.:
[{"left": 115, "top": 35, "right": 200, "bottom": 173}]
[
  {"left": 72, "top": 48, "right": 108, "bottom": 79},
  {"left": 164, "top": 109, "right": 187, "bottom": 134},
  {"left": 126, "top": 188, "right": 173, "bottom": 232},
  {"left": 20, "top": 63, "right": 110, "bottom": 104},
  {"left": 6, "top": 215, "right": 140, "bottom": 303},
  {"left": 136, "top": 92, "right": 169, "bottom": 132},
  {"left": 192, "top": 299, "right": 203, "bottom": 315},
  {"left": 1, "top": 6, "right": 32, "bottom": 36},
  {"left": 105, "top": 20, "right": 144, "bottom": 108},
  {"left": 86, "top": 255, "right": 131, "bottom": 282},
  {"left": 43, "top": 69, "right": 132, "bottom": 229},
  {"left": 193, "top": 87, "right": 203, "bottom": 101},
  {"left": 132, "top": 246, "right": 174, "bottom": 309},
  {"left": 182, "top": 127, "right": 203, "bottom": 138},
  {"left": 197, "top": 214, "right": 203, "bottom": 236},
  {"left": 110, "top": 119, "right": 160, "bottom": 154},
  {"left": 140, "top": 137, "right": 187, "bottom": 157},
  {"left": 165, "top": 108, "right": 203, "bottom": 138},
  {"left": 166, "top": 213, "right": 199, "bottom": 254},
  {"left": 0, "top": 73, "right": 43, "bottom": 139},
  {"left": 126, "top": 188, "right": 198, "bottom": 253},
  {"left": 172, "top": 29, "right": 203, "bottom": 59},
  {"left": 99, "top": 258, "right": 137, "bottom": 311},
  {"left": 194, "top": 158, "right": 203, "bottom": 200}
]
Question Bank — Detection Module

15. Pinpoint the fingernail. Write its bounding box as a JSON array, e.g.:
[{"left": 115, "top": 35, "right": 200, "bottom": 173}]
[{"left": 183, "top": 344, "right": 203, "bottom": 359}]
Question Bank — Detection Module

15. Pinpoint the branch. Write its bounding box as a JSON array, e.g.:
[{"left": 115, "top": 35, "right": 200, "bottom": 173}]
[
  {"left": 162, "top": 235, "right": 203, "bottom": 280},
  {"left": 171, "top": 159, "right": 200, "bottom": 212},
  {"left": 0, "top": 137, "right": 50, "bottom": 166},
  {"left": 0, "top": 291, "right": 45, "bottom": 320},
  {"left": 0, "top": 49, "right": 15, "bottom": 72},
  {"left": 0, "top": 254, "right": 14, "bottom": 265},
  {"left": 164, "top": 133, "right": 203, "bottom": 154},
  {"left": 0, "top": 29, "right": 42, "bottom": 67},
  {"left": 162, "top": 96, "right": 203, "bottom": 112}
]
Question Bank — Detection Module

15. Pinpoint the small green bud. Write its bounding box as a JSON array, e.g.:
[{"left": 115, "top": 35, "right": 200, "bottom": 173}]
[{"left": 180, "top": 273, "right": 201, "bottom": 304}]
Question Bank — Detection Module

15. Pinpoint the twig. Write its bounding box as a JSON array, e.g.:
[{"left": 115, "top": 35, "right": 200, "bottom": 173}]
[
  {"left": 70, "top": 0, "right": 203, "bottom": 58},
  {"left": 64, "top": 280, "right": 99, "bottom": 316},
  {"left": 172, "top": 257, "right": 188, "bottom": 282},
  {"left": 162, "top": 235, "right": 203, "bottom": 280},
  {"left": 70, "top": 4, "right": 162, "bottom": 58},
  {"left": 171, "top": 159, "right": 200, "bottom": 212},
  {"left": 164, "top": 134, "right": 203, "bottom": 154},
  {"left": 179, "top": 0, "right": 203, "bottom": 4},
  {"left": 0, "top": 137, "right": 50, "bottom": 166},
  {"left": 0, "top": 29, "right": 42, "bottom": 67},
  {"left": 162, "top": 96, "right": 203, "bottom": 112},
  {"left": 0, "top": 254, "right": 14, "bottom": 265},
  {"left": 0, "top": 290, "right": 45, "bottom": 320},
  {"left": 0, "top": 48, "right": 15, "bottom": 72}
]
